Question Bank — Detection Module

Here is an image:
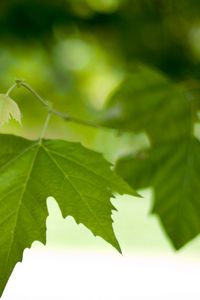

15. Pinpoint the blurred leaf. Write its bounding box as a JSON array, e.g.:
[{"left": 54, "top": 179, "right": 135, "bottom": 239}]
[
  {"left": 105, "top": 64, "right": 200, "bottom": 249},
  {"left": 0, "top": 134, "right": 136, "bottom": 296},
  {"left": 116, "top": 137, "right": 200, "bottom": 250},
  {"left": 103, "top": 65, "right": 193, "bottom": 143}
]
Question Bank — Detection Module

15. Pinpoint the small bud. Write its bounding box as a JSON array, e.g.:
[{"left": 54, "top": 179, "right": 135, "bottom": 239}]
[{"left": 0, "top": 94, "right": 22, "bottom": 126}]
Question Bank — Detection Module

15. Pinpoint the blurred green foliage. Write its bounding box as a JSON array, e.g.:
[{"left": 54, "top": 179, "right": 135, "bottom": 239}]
[
  {"left": 1, "top": 0, "right": 200, "bottom": 250},
  {"left": 2, "top": 0, "right": 200, "bottom": 79},
  {"left": 0, "top": 0, "right": 200, "bottom": 139}
]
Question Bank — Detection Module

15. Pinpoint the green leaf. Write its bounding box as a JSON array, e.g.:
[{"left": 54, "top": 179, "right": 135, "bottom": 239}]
[
  {"left": 0, "top": 94, "right": 21, "bottom": 126},
  {"left": 105, "top": 64, "right": 200, "bottom": 249},
  {"left": 116, "top": 149, "right": 153, "bottom": 191},
  {"left": 0, "top": 134, "right": 136, "bottom": 296},
  {"left": 103, "top": 65, "right": 192, "bottom": 142},
  {"left": 116, "top": 137, "right": 200, "bottom": 249}
]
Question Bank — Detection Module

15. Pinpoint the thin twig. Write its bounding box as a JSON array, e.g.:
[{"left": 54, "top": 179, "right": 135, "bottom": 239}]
[
  {"left": 39, "top": 111, "right": 52, "bottom": 142},
  {"left": 6, "top": 83, "right": 18, "bottom": 96},
  {"left": 15, "top": 80, "right": 100, "bottom": 129},
  {"left": 16, "top": 80, "right": 49, "bottom": 107}
]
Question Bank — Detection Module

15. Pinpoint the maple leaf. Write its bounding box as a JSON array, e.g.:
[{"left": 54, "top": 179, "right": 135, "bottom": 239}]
[
  {"left": 0, "top": 94, "right": 21, "bottom": 126},
  {"left": 0, "top": 134, "right": 136, "bottom": 296},
  {"left": 116, "top": 137, "right": 200, "bottom": 249},
  {"left": 104, "top": 64, "right": 200, "bottom": 249}
]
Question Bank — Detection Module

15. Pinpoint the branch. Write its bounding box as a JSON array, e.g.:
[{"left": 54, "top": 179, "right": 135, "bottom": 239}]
[{"left": 15, "top": 80, "right": 100, "bottom": 129}]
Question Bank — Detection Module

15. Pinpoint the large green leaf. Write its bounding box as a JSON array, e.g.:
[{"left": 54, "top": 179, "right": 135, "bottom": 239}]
[
  {"left": 104, "top": 64, "right": 200, "bottom": 249},
  {"left": 0, "top": 134, "right": 136, "bottom": 296},
  {"left": 116, "top": 137, "right": 200, "bottom": 249}
]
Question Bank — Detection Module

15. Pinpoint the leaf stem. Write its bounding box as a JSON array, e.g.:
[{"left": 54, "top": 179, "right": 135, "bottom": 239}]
[
  {"left": 39, "top": 111, "right": 52, "bottom": 142},
  {"left": 15, "top": 80, "right": 100, "bottom": 129},
  {"left": 6, "top": 83, "right": 18, "bottom": 96},
  {"left": 16, "top": 80, "right": 49, "bottom": 107}
]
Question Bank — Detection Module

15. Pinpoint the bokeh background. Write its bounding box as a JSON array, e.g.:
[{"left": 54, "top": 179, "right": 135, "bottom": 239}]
[{"left": 1, "top": 0, "right": 200, "bottom": 299}]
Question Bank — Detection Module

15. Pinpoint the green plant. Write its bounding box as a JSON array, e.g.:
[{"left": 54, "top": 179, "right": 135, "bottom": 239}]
[
  {"left": 1, "top": 62, "right": 200, "bottom": 296},
  {"left": 0, "top": 80, "right": 137, "bottom": 296}
]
